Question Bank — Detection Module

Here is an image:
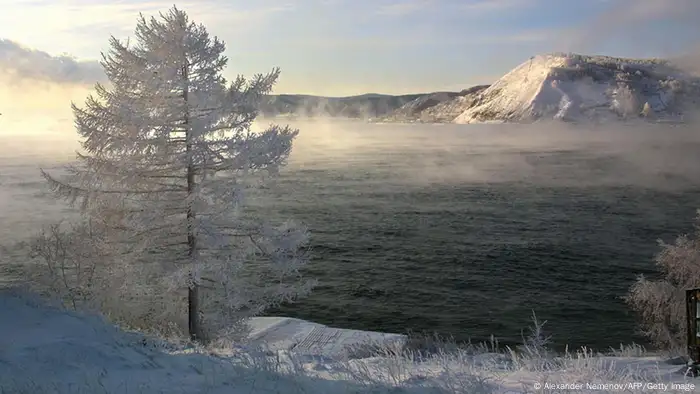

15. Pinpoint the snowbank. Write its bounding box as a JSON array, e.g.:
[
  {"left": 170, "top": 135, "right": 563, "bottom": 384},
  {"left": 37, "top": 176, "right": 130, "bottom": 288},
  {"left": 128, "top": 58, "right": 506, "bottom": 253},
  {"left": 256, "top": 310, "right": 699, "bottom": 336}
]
[
  {"left": 1, "top": 288, "right": 698, "bottom": 393},
  {"left": 0, "top": 289, "right": 412, "bottom": 394},
  {"left": 246, "top": 316, "right": 405, "bottom": 357}
]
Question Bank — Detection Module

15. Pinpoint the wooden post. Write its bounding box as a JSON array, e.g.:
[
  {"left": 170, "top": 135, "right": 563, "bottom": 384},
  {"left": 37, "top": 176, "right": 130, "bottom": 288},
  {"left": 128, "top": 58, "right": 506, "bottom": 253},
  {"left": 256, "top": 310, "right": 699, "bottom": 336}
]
[{"left": 684, "top": 289, "right": 700, "bottom": 377}]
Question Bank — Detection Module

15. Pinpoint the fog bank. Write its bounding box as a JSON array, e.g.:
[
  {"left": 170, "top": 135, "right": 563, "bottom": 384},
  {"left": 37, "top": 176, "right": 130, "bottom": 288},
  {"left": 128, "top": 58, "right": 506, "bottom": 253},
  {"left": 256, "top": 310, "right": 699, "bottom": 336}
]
[{"left": 279, "top": 119, "right": 700, "bottom": 190}]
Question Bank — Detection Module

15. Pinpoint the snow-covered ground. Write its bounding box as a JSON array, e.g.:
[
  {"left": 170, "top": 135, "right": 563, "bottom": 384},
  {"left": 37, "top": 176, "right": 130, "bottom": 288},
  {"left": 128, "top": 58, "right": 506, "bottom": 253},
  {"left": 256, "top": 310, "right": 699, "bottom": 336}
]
[
  {"left": 245, "top": 316, "right": 406, "bottom": 358},
  {"left": 1, "top": 288, "right": 699, "bottom": 394}
]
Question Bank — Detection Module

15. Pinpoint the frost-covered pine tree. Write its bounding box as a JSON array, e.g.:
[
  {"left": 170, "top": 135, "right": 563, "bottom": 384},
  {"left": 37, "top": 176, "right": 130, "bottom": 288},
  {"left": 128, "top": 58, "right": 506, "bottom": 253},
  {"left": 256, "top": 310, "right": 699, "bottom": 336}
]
[
  {"left": 613, "top": 84, "right": 640, "bottom": 119},
  {"left": 42, "top": 7, "right": 315, "bottom": 343}
]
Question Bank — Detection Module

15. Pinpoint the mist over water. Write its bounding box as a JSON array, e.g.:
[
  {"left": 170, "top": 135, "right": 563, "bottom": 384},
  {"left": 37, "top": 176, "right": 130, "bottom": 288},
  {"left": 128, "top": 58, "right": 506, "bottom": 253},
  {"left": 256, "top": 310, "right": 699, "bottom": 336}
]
[
  {"left": 3, "top": 118, "right": 700, "bottom": 350},
  {"left": 253, "top": 119, "right": 700, "bottom": 350},
  {"left": 284, "top": 119, "right": 700, "bottom": 190}
]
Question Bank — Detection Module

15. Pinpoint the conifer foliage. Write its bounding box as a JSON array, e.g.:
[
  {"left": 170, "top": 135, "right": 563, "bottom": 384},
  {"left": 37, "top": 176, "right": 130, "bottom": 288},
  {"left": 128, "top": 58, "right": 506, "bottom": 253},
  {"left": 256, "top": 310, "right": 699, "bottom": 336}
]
[{"left": 41, "top": 6, "right": 315, "bottom": 343}]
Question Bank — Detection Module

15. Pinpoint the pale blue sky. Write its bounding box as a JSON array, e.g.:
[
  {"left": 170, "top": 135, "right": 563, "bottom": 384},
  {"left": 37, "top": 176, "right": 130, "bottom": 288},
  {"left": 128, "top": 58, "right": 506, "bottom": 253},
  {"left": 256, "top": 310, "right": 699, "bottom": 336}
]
[{"left": 1, "top": 0, "right": 698, "bottom": 96}]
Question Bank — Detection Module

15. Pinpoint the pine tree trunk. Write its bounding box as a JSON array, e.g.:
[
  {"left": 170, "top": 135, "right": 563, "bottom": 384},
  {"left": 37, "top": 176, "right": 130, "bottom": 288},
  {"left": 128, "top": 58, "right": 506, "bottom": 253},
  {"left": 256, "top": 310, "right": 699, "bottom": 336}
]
[{"left": 182, "top": 60, "right": 204, "bottom": 343}]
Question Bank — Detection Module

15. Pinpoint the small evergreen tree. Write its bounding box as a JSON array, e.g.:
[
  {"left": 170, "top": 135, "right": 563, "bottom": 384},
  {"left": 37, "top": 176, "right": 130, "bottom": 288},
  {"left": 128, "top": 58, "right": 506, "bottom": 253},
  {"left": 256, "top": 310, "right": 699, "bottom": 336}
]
[
  {"left": 613, "top": 84, "right": 640, "bottom": 119},
  {"left": 42, "top": 6, "right": 315, "bottom": 343},
  {"left": 641, "top": 101, "right": 654, "bottom": 118}
]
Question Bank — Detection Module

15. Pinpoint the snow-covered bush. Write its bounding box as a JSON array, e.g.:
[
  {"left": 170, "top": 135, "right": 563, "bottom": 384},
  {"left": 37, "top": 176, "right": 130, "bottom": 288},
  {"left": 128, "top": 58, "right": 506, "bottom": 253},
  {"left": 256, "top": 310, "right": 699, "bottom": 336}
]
[
  {"left": 27, "top": 220, "right": 107, "bottom": 310},
  {"left": 624, "top": 210, "right": 700, "bottom": 354},
  {"left": 612, "top": 84, "right": 641, "bottom": 118},
  {"left": 24, "top": 219, "right": 188, "bottom": 337},
  {"left": 39, "top": 6, "right": 315, "bottom": 344}
]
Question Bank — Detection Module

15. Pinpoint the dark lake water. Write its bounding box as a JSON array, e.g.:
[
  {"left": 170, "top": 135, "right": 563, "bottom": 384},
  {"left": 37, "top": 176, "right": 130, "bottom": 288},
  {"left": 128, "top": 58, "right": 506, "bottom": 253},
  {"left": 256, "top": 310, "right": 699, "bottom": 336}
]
[
  {"left": 3, "top": 120, "right": 700, "bottom": 351},
  {"left": 248, "top": 120, "right": 700, "bottom": 351}
]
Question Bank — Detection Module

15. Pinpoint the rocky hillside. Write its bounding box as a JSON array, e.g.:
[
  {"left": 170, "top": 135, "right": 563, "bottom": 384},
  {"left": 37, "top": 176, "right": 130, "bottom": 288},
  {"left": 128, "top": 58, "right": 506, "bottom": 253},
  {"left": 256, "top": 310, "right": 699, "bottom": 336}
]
[
  {"left": 380, "top": 85, "right": 489, "bottom": 122},
  {"left": 384, "top": 53, "right": 700, "bottom": 124}
]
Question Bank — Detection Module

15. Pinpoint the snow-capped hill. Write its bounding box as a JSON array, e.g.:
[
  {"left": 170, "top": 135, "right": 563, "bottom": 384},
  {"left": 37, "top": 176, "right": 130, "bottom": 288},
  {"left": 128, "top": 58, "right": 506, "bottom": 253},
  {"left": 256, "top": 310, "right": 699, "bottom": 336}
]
[
  {"left": 382, "top": 53, "right": 700, "bottom": 124},
  {"left": 453, "top": 53, "right": 700, "bottom": 124},
  {"left": 455, "top": 54, "right": 571, "bottom": 123}
]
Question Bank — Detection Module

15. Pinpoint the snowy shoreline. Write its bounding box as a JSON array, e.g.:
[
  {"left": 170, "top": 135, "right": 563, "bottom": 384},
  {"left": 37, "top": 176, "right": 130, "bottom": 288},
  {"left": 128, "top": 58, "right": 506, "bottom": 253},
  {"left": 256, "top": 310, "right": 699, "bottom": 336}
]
[
  {"left": 3, "top": 288, "right": 699, "bottom": 394},
  {"left": 246, "top": 316, "right": 406, "bottom": 358}
]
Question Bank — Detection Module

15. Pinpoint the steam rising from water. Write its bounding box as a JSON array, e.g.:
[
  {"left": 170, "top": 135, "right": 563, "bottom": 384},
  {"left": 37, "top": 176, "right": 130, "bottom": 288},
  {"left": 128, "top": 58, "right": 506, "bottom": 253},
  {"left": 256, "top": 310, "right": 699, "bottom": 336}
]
[
  {"left": 2, "top": 62, "right": 699, "bottom": 244},
  {"left": 282, "top": 119, "right": 700, "bottom": 190},
  {"left": 3, "top": 115, "right": 700, "bottom": 284},
  {"left": 4, "top": 115, "right": 700, "bottom": 191}
]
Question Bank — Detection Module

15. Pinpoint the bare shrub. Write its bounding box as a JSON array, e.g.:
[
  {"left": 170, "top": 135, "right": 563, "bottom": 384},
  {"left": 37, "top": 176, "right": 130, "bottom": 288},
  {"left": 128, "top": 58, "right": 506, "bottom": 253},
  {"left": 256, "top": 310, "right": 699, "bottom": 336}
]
[
  {"left": 25, "top": 219, "right": 190, "bottom": 339},
  {"left": 518, "top": 311, "right": 553, "bottom": 359},
  {"left": 27, "top": 220, "right": 107, "bottom": 310}
]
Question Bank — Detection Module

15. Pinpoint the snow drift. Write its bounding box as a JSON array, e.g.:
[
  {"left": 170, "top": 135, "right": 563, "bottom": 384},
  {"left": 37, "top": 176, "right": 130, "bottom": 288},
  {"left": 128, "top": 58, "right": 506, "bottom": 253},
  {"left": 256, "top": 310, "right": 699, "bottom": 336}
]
[
  {"left": 2, "top": 287, "right": 699, "bottom": 394},
  {"left": 0, "top": 289, "right": 412, "bottom": 394}
]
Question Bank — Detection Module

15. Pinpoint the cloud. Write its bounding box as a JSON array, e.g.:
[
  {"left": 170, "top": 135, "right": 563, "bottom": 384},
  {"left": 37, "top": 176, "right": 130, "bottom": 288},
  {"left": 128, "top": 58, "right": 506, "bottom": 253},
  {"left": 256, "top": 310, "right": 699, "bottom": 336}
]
[
  {"left": 459, "top": 0, "right": 534, "bottom": 13},
  {"left": 280, "top": 27, "right": 550, "bottom": 50},
  {"left": 603, "top": 0, "right": 698, "bottom": 23},
  {"left": 375, "top": 0, "right": 434, "bottom": 16},
  {"left": 0, "top": 2, "right": 295, "bottom": 137},
  {"left": 485, "top": 29, "right": 553, "bottom": 44},
  {"left": 0, "top": 40, "right": 97, "bottom": 138},
  {"left": 0, "top": 1, "right": 294, "bottom": 59},
  {"left": 557, "top": 0, "right": 700, "bottom": 55},
  {"left": 0, "top": 2, "right": 296, "bottom": 85},
  {"left": 0, "top": 39, "right": 105, "bottom": 85},
  {"left": 375, "top": 0, "right": 533, "bottom": 17}
]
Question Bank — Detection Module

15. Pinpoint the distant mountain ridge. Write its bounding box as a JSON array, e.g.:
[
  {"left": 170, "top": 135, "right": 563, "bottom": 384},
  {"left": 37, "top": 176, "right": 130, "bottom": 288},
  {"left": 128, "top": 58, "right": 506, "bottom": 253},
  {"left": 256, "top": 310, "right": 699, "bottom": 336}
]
[
  {"left": 262, "top": 53, "right": 700, "bottom": 124},
  {"left": 259, "top": 93, "right": 429, "bottom": 119}
]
